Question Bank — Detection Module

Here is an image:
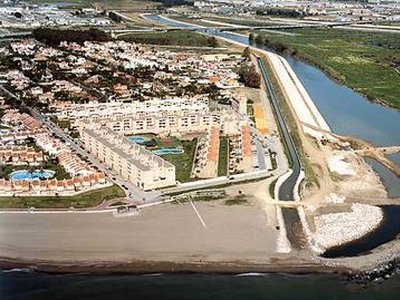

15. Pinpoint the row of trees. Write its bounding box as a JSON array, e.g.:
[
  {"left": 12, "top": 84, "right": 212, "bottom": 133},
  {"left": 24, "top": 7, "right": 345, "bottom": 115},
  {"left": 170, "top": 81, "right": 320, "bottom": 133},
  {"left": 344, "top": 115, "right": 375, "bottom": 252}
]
[
  {"left": 32, "top": 28, "right": 110, "bottom": 46},
  {"left": 152, "top": 0, "right": 194, "bottom": 7},
  {"left": 108, "top": 11, "right": 123, "bottom": 23},
  {"left": 122, "top": 31, "right": 218, "bottom": 47},
  {"left": 256, "top": 8, "right": 303, "bottom": 18},
  {"left": 249, "top": 34, "right": 294, "bottom": 54}
]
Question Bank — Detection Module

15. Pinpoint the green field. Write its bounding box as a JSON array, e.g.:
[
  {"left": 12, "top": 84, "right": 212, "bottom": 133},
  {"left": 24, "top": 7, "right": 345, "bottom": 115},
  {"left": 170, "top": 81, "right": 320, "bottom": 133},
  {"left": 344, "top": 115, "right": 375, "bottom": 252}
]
[
  {"left": 0, "top": 185, "right": 125, "bottom": 209},
  {"left": 160, "top": 138, "right": 197, "bottom": 183},
  {"left": 253, "top": 28, "right": 400, "bottom": 109},
  {"left": 120, "top": 31, "right": 219, "bottom": 47},
  {"left": 218, "top": 137, "right": 229, "bottom": 176}
]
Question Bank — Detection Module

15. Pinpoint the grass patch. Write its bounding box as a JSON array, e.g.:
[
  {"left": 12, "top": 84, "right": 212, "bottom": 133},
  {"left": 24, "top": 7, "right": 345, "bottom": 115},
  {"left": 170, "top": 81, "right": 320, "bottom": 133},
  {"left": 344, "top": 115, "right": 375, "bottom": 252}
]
[
  {"left": 0, "top": 185, "right": 125, "bottom": 209},
  {"left": 218, "top": 136, "right": 229, "bottom": 176},
  {"left": 0, "top": 165, "right": 27, "bottom": 179},
  {"left": 224, "top": 195, "right": 248, "bottom": 206},
  {"left": 40, "top": 161, "right": 72, "bottom": 180},
  {"left": 120, "top": 30, "right": 219, "bottom": 47},
  {"left": 253, "top": 28, "right": 400, "bottom": 109},
  {"left": 54, "top": 118, "right": 71, "bottom": 130},
  {"left": 161, "top": 138, "right": 197, "bottom": 183}
]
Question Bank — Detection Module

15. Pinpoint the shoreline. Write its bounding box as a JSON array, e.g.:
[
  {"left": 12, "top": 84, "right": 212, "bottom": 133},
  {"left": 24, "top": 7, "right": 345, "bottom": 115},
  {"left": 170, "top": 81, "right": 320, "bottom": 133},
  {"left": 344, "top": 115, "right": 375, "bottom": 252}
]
[{"left": 0, "top": 257, "right": 352, "bottom": 276}]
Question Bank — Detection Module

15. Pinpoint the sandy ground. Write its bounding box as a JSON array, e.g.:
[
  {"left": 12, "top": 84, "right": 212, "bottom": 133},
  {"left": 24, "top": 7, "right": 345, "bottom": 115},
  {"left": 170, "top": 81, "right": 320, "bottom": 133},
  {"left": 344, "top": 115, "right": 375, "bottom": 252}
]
[{"left": 0, "top": 201, "right": 279, "bottom": 263}]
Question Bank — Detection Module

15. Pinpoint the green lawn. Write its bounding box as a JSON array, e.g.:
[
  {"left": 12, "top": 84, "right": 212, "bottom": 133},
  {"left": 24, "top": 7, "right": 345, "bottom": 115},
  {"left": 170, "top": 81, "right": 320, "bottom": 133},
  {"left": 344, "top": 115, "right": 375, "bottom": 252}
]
[
  {"left": 253, "top": 28, "right": 400, "bottom": 109},
  {"left": 218, "top": 137, "right": 229, "bottom": 176},
  {"left": 161, "top": 139, "right": 197, "bottom": 183},
  {"left": 0, "top": 165, "right": 27, "bottom": 179},
  {"left": 54, "top": 118, "right": 71, "bottom": 130},
  {"left": 0, "top": 185, "right": 125, "bottom": 209}
]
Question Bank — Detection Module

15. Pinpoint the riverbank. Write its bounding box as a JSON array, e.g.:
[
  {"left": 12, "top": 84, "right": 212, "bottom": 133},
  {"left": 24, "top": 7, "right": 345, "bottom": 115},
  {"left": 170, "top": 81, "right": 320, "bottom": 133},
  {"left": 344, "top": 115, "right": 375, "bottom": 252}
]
[{"left": 250, "top": 29, "right": 400, "bottom": 110}]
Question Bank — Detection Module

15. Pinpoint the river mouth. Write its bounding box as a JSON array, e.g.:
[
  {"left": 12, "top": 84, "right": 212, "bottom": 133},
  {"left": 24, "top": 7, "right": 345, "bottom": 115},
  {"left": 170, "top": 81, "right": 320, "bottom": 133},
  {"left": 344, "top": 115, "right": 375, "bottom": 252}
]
[
  {"left": 321, "top": 205, "right": 400, "bottom": 258},
  {"left": 365, "top": 158, "right": 400, "bottom": 198},
  {"left": 282, "top": 208, "right": 303, "bottom": 249}
]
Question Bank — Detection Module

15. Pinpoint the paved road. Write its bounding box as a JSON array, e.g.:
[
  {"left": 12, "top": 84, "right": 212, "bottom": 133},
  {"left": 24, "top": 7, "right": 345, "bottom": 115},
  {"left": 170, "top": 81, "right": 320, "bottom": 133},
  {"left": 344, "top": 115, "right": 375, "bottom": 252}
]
[
  {"left": 257, "top": 58, "right": 302, "bottom": 201},
  {"left": 255, "top": 140, "right": 267, "bottom": 170}
]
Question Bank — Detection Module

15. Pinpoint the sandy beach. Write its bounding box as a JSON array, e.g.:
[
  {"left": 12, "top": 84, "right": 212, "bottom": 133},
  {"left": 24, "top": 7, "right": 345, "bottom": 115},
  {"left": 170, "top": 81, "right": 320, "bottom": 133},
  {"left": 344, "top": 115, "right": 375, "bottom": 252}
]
[{"left": 0, "top": 201, "right": 280, "bottom": 264}]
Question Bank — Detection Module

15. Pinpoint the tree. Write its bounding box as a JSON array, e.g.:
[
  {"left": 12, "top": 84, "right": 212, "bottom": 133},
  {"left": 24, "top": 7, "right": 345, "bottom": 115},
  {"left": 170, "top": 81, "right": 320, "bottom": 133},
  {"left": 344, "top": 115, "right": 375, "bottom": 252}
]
[
  {"left": 238, "top": 63, "right": 261, "bottom": 88},
  {"left": 108, "top": 11, "right": 123, "bottom": 23},
  {"left": 255, "top": 34, "right": 266, "bottom": 45},
  {"left": 249, "top": 33, "right": 256, "bottom": 43},
  {"left": 208, "top": 36, "right": 219, "bottom": 48},
  {"left": 32, "top": 28, "right": 110, "bottom": 46},
  {"left": 243, "top": 47, "right": 251, "bottom": 59}
]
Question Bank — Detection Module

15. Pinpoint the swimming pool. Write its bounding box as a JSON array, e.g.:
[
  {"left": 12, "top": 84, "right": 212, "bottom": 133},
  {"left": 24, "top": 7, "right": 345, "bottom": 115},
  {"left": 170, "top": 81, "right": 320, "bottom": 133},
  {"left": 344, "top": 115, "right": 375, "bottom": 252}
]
[
  {"left": 153, "top": 148, "right": 183, "bottom": 156},
  {"left": 10, "top": 170, "right": 55, "bottom": 181},
  {"left": 128, "top": 136, "right": 147, "bottom": 144}
]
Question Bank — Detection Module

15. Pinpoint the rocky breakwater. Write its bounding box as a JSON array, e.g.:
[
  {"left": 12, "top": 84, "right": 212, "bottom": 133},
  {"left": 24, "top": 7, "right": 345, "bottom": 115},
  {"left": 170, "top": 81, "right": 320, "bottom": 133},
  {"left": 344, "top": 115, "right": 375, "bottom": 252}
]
[
  {"left": 347, "top": 260, "right": 400, "bottom": 284},
  {"left": 312, "top": 203, "right": 384, "bottom": 253}
]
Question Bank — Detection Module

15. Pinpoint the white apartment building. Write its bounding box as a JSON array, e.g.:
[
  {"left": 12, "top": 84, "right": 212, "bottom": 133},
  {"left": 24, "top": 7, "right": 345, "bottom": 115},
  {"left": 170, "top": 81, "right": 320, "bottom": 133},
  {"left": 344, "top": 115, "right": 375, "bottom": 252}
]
[
  {"left": 82, "top": 127, "right": 176, "bottom": 191},
  {"left": 59, "top": 98, "right": 245, "bottom": 136},
  {"left": 55, "top": 98, "right": 208, "bottom": 121}
]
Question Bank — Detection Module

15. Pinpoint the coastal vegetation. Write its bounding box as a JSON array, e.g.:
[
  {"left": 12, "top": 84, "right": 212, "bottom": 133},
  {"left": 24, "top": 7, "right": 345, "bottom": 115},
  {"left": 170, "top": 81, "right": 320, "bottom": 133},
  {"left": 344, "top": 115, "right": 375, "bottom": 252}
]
[
  {"left": 0, "top": 185, "right": 125, "bottom": 209},
  {"left": 251, "top": 28, "right": 400, "bottom": 109},
  {"left": 120, "top": 31, "right": 219, "bottom": 47}
]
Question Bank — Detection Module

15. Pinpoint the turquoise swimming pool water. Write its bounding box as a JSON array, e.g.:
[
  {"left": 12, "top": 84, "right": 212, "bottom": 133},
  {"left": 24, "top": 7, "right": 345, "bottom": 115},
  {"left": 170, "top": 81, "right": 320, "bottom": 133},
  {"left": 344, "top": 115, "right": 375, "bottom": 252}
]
[
  {"left": 10, "top": 170, "right": 55, "bottom": 181},
  {"left": 153, "top": 148, "right": 183, "bottom": 156},
  {"left": 128, "top": 136, "right": 147, "bottom": 144}
]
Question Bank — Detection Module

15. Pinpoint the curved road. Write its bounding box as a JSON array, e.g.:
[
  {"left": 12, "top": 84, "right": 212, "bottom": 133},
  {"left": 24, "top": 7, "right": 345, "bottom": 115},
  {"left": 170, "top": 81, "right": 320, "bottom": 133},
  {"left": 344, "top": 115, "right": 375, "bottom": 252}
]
[{"left": 257, "top": 58, "right": 302, "bottom": 201}]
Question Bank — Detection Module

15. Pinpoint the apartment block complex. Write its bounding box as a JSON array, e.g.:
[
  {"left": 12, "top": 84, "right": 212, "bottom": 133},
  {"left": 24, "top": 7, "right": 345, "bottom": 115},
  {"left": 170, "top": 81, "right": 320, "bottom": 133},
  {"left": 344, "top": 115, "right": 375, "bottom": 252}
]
[
  {"left": 55, "top": 98, "right": 245, "bottom": 136},
  {"left": 82, "top": 127, "right": 176, "bottom": 190}
]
